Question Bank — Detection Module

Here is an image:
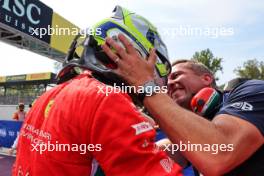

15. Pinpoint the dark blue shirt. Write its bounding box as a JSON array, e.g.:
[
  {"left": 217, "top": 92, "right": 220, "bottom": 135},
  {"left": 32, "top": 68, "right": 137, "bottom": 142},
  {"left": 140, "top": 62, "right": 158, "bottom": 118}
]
[{"left": 217, "top": 80, "right": 264, "bottom": 176}]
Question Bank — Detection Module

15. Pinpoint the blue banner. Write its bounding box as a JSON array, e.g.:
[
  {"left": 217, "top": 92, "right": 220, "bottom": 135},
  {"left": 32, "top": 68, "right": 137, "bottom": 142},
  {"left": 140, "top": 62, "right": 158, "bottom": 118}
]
[{"left": 0, "top": 120, "right": 23, "bottom": 148}]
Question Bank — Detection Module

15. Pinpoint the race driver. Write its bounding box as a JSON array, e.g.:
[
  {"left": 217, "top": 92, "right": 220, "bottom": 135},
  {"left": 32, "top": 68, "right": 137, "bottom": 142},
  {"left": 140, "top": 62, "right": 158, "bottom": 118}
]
[{"left": 12, "top": 6, "right": 182, "bottom": 176}]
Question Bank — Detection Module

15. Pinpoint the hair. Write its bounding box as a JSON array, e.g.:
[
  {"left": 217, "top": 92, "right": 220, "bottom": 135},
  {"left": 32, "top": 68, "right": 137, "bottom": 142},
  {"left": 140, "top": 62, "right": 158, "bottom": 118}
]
[
  {"left": 18, "top": 103, "right": 25, "bottom": 110},
  {"left": 172, "top": 59, "right": 217, "bottom": 88}
]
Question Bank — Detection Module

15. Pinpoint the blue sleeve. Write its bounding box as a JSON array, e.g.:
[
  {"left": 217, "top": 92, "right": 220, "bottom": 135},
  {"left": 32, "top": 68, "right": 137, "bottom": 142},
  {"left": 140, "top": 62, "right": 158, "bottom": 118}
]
[{"left": 217, "top": 80, "right": 264, "bottom": 136}]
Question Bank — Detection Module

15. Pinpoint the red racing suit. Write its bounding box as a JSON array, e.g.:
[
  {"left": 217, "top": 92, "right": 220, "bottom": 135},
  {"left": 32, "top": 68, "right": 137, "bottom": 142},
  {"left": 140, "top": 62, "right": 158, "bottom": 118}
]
[{"left": 13, "top": 73, "right": 182, "bottom": 176}]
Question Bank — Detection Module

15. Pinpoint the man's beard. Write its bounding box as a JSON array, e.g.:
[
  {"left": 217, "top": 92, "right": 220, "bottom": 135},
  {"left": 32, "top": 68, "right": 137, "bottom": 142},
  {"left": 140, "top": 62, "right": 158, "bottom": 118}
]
[{"left": 176, "top": 93, "right": 193, "bottom": 110}]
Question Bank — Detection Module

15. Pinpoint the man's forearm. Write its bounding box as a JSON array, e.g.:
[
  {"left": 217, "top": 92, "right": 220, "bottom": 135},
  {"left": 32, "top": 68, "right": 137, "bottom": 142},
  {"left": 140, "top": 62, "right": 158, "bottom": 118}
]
[{"left": 143, "top": 93, "right": 234, "bottom": 174}]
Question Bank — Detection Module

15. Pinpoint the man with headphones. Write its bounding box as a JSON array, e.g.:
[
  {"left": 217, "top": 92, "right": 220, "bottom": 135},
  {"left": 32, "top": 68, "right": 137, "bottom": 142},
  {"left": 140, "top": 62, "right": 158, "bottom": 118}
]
[{"left": 102, "top": 35, "right": 264, "bottom": 175}]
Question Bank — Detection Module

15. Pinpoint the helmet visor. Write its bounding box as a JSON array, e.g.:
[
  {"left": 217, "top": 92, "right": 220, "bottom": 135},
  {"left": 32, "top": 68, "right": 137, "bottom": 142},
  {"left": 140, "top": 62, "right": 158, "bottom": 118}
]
[{"left": 130, "top": 15, "right": 171, "bottom": 76}]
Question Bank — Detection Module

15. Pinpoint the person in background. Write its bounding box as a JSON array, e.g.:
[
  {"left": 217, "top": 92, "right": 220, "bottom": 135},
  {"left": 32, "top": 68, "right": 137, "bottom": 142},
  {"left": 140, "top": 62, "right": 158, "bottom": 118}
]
[
  {"left": 12, "top": 103, "right": 26, "bottom": 121},
  {"left": 9, "top": 103, "right": 32, "bottom": 155},
  {"left": 8, "top": 136, "right": 19, "bottom": 156}
]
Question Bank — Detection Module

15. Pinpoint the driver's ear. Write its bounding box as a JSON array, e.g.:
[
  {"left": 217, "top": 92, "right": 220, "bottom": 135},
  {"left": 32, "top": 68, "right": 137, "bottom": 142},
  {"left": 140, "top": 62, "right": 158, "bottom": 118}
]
[{"left": 201, "top": 73, "right": 214, "bottom": 86}]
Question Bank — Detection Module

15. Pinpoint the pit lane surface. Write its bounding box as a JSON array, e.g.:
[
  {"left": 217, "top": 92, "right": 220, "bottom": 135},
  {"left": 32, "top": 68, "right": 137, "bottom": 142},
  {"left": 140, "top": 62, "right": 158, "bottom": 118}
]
[{"left": 0, "top": 154, "right": 15, "bottom": 176}]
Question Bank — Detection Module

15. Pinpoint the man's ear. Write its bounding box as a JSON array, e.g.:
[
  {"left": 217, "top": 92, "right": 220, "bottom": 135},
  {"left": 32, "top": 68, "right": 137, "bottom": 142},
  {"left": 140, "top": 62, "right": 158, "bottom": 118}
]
[{"left": 201, "top": 73, "right": 214, "bottom": 86}]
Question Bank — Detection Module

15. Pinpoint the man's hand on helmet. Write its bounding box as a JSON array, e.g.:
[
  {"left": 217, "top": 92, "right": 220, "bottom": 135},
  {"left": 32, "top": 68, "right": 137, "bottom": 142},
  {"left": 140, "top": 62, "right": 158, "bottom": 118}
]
[{"left": 102, "top": 33, "right": 157, "bottom": 88}]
